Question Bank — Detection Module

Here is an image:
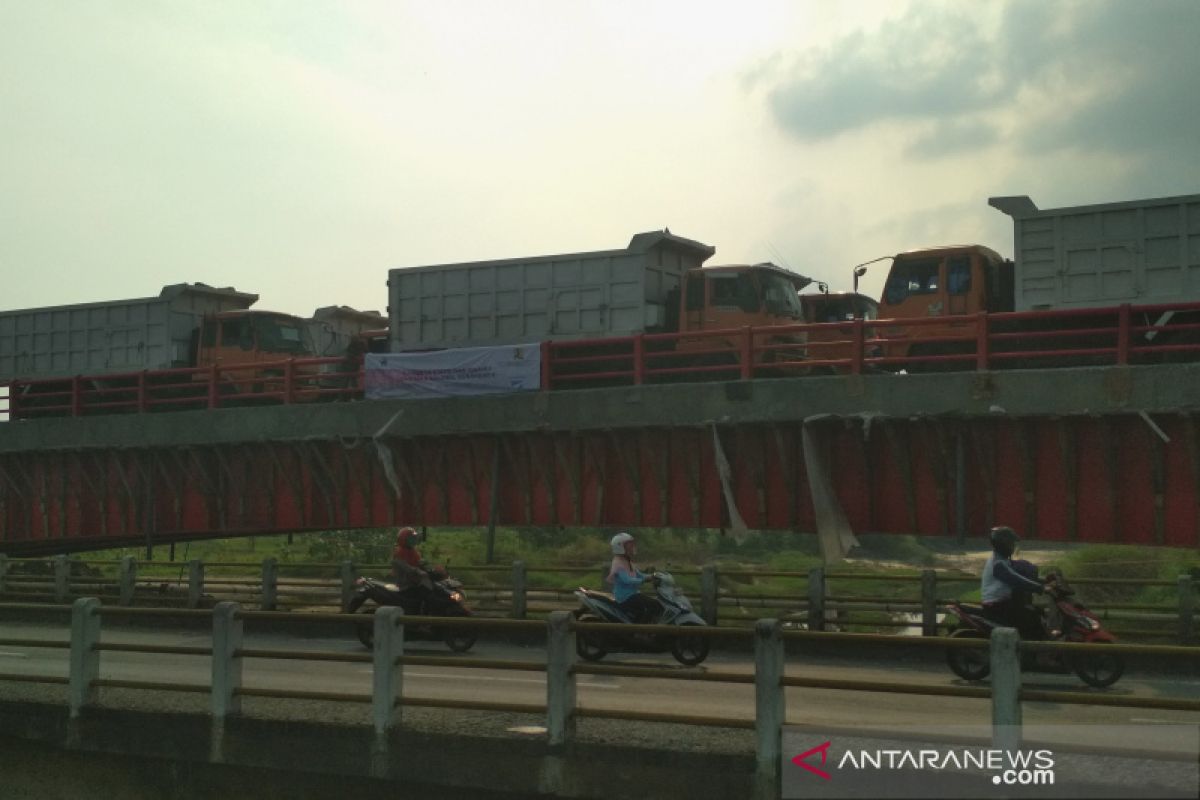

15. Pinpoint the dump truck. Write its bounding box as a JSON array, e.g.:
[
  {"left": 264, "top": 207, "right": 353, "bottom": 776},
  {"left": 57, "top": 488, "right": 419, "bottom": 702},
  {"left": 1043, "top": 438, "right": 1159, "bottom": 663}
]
[
  {"left": 0, "top": 283, "right": 316, "bottom": 415},
  {"left": 385, "top": 230, "right": 815, "bottom": 381},
  {"left": 798, "top": 289, "right": 880, "bottom": 369},
  {"left": 871, "top": 192, "right": 1200, "bottom": 368}
]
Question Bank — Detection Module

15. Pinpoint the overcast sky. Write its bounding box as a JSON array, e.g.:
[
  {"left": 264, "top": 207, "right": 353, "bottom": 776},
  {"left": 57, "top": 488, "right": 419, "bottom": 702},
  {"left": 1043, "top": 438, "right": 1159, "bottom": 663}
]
[{"left": 2, "top": 0, "right": 1197, "bottom": 317}]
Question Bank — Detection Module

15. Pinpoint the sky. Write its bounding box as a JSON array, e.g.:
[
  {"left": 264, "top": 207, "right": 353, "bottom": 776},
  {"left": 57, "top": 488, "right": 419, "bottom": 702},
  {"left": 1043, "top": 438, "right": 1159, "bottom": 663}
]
[{"left": 2, "top": 0, "right": 1198, "bottom": 317}]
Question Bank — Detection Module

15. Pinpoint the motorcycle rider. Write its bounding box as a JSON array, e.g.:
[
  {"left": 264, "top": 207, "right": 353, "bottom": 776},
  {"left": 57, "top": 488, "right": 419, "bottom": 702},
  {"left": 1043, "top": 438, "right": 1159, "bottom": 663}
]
[
  {"left": 606, "top": 532, "right": 659, "bottom": 624},
  {"left": 981, "top": 525, "right": 1048, "bottom": 639},
  {"left": 391, "top": 526, "right": 433, "bottom": 599}
]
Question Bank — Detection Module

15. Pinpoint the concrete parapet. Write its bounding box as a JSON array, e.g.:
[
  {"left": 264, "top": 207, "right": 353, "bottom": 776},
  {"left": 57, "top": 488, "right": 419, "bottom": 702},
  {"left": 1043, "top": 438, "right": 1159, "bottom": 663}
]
[
  {"left": 0, "top": 702, "right": 757, "bottom": 800},
  {"left": 5, "top": 363, "right": 1200, "bottom": 454}
]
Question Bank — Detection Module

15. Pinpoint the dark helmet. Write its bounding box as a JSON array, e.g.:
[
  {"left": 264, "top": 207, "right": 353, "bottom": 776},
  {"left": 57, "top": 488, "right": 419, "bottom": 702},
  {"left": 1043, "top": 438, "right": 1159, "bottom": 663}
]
[
  {"left": 989, "top": 525, "right": 1019, "bottom": 557},
  {"left": 396, "top": 526, "right": 419, "bottom": 547}
]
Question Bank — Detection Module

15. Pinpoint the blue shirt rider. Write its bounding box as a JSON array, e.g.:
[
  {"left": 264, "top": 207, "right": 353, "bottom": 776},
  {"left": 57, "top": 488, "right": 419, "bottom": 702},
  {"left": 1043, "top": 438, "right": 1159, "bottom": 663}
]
[{"left": 606, "top": 532, "right": 659, "bottom": 624}]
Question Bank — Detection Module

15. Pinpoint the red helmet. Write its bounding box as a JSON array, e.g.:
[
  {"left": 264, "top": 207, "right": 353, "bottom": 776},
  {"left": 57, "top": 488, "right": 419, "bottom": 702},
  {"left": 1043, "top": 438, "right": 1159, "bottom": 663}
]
[{"left": 396, "top": 527, "right": 419, "bottom": 547}]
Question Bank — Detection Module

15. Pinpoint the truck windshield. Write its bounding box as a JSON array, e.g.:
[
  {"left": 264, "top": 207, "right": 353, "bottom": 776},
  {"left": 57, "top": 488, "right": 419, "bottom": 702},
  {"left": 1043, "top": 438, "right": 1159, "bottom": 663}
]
[
  {"left": 760, "top": 273, "right": 805, "bottom": 319},
  {"left": 255, "top": 317, "right": 311, "bottom": 354},
  {"left": 884, "top": 259, "right": 940, "bottom": 305}
]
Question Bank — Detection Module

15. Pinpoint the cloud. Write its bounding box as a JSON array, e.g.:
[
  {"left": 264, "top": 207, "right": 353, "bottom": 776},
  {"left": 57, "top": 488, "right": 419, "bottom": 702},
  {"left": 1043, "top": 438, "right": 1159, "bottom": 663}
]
[
  {"left": 763, "top": 5, "right": 1004, "bottom": 140},
  {"left": 905, "top": 119, "right": 1000, "bottom": 159},
  {"left": 755, "top": 1, "right": 1200, "bottom": 163}
]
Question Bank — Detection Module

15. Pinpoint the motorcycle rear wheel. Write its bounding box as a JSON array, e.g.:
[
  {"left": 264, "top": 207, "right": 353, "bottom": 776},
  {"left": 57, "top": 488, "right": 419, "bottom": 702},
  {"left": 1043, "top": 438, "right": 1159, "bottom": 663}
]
[
  {"left": 946, "top": 628, "right": 990, "bottom": 681},
  {"left": 575, "top": 613, "right": 608, "bottom": 662},
  {"left": 444, "top": 631, "right": 477, "bottom": 653},
  {"left": 1072, "top": 641, "right": 1124, "bottom": 688},
  {"left": 671, "top": 622, "right": 709, "bottom": 666}
]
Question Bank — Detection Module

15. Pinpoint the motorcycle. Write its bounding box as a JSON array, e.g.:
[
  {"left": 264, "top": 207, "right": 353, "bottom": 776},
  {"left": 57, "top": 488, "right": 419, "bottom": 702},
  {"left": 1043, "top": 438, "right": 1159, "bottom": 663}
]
[
  {"left": 573, "top": 570, "right": 710, "bottom": 666},
  {"left": 944, "top": 570, "right": 1124, "bottom": 688},
  {"left": 347, "top": 564, "right": 476, "bottom": 653}
]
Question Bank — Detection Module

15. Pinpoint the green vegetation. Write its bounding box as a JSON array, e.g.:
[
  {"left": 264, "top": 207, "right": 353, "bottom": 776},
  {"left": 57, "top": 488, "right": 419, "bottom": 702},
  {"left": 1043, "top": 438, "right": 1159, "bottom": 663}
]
[
  {"left": 61, "top": 529, "right": 1195, "bottom": 632},
  {"left": 1042, "top": 543, "right": 1200, "bottom": 606}
]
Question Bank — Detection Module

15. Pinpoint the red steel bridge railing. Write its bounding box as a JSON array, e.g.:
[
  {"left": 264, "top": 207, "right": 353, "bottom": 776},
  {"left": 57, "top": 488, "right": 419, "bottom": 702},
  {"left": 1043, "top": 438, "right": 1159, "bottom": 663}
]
[{"left": 4, "top": 301, "right": 1200, "bottom": 419}]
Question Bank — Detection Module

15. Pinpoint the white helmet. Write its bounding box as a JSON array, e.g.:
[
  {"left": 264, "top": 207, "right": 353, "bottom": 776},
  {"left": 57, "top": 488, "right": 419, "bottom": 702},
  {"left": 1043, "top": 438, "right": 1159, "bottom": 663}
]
[{"left": 610, "top": 532, "right": 634, "bottom": 555}]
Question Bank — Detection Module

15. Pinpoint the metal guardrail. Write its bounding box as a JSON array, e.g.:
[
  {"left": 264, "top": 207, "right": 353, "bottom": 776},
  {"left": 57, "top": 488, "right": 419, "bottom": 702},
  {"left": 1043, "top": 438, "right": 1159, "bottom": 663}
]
[
  {"left": 2, "top": 555, "right": 1195, "bottom": 644},
  {"left": 9, "top": 299, "right": 1200, "bottom": 420},
  {"left": 0, "top": 599, "right": 1197, "bottom": 796}
]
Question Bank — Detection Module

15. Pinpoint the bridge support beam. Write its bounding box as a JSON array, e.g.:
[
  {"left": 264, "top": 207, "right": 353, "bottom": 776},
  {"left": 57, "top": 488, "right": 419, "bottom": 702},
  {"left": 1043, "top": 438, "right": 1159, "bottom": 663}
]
[
  {"left": 210, "top": 601, "right": 243, "bottom": 763},
  {"left": 54, "top": 555, "right": 70, "bottom": 603},
  {"left": 261, "top": 558, "right": 278, "bottom": 611},
  {"left": 990, "top": 627, "right": 1022, "bottom": 752},
  {"left": 546, "top": 610, "right": 577, "bottom": 748},
  {"left": 68, "top": 597, "right": 100, "bottom": 718},
  {"left": 701, "top": 564, "right": 719, "bottom": 626},
  {"left": 372, "top": 606, "right": 405, "bottom": 736},
  {"left": 211, "top": 601, "right": 243, "bottom": 720},
  {"left": 510, "top": 560, "right": 527, "bottom": 620},
  {"left": 921, "top": 569, "right": 938, "bottom": 637},
  {"left": 340, "top": 560, "right": 355, "bottom": 612},
  {"left": 187, "top": 559, "right": 204, "bottom": 609},
  {"left": 754, "top": 618, "right": 784, "bottom": 800},
  {"left": 118, "top": 556, "right": 136, "bottom": 606},
  {"left": 1180, "top": 575, "right": 1195, "bottom": 645},
  {"left": 806, "top": 568, "right": 825, "bottom": 631}
]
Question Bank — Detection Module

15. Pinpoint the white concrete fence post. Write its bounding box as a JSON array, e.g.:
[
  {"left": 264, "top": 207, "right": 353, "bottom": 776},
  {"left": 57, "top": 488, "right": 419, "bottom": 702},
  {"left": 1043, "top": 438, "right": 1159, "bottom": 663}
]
[
  {"left": 511, "top": 560, "right": 527, "bottom": 620},
  {"left": 372, "top": 606, "right": 405, "bottom": 735},
  {"left": 546, "top": 610, "right": 577, "bottom": 747},
  {"left": 68, "top": 597, "right": 101, "bottom": 718},
  {"left": 340, "top": 560, "right": 356, "bottom": 612},
  {"left": 261, "top": 557, "right": 278, "bottom": 611},
  {"left": 118, "top": 556, "right": 137, "bottom": 606},
  {"left": 211, "top": 601, "right": 243, "bottom": 719},
  {"left": 807, "top": 567, "right": 826, "bottom": 632},
  {"left": 921, "top": 569, "right": 938, "bottom": 637},
  {"left": 187, "top": 559, "right": 204, "bottom": 609},
  {"left": 754, "top": 618, "right": 785, "bottom": 800},
  {"left": 55, "top": 554, "right": 71, "bottom": 603},
  {"left": 701, "top": 564, "right": 719, "bottom": 626},
  {"left": 1178, "top": 575, "right": 1195, "bottom": 644},
  {"left": 990, "top": 627, "right": 1022, "bottom": 752}
]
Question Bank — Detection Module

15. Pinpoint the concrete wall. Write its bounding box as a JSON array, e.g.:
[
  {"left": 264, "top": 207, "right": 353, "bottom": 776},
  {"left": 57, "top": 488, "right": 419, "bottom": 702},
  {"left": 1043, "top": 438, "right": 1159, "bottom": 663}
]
[
  {"left": 2, "top": 363, "right": 1195, "bottom": 454},
  {"left": 0, "top": 701, "right": 755, "bottom": 800}
]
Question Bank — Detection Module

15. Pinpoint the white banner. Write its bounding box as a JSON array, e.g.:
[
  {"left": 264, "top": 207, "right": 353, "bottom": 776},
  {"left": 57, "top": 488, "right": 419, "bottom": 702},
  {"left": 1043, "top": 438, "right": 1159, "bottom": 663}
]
[{"left": 365, "top": 343, "right": 542, "bottom": 399}]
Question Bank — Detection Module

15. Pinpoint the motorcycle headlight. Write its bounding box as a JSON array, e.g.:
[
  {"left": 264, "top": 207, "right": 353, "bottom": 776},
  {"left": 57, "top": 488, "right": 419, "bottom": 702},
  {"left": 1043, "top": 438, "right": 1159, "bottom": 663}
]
[{"left": 450, "top": 591, "right": 463, "bottom": 603}]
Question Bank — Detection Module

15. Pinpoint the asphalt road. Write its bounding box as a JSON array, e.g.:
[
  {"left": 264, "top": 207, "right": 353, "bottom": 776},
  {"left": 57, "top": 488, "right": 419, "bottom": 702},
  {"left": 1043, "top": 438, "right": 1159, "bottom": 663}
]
[{"left": 1, "top": 620, "right": 1197, "bottom": 757}]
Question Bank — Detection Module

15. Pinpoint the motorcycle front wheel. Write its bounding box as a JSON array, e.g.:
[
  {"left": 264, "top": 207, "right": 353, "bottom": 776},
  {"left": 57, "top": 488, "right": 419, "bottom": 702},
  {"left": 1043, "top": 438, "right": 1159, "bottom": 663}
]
[
  {"left": 1072, "top": 641, "right": 1124, "bottom": 688},
  {"left": 671, "top": 622, "right": 709, "bottom": 666},
  {"left": 945, "top": 628, "right": 990, "bottom": 681},
  {"left": 575, "top": 613, "right": 608, "bottom": 662},
  {"left": 443, "top": 629, "right": 477, "bottom": 653}
]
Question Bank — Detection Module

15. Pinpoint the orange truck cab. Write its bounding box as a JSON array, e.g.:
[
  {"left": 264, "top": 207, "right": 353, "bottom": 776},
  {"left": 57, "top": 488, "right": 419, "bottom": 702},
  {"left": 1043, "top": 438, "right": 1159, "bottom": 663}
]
[
  {"left": 194, "top": 310, "right": 316, "bottom": 394},
  {"left": 799, "top": 291, "right": 880, "bottom": 370},
  {"left": 668, "top": 262, "right": 812, "bottom": 366},
  {"left": 875, "top": 245, "right": 1013, "bottom": 365}
]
